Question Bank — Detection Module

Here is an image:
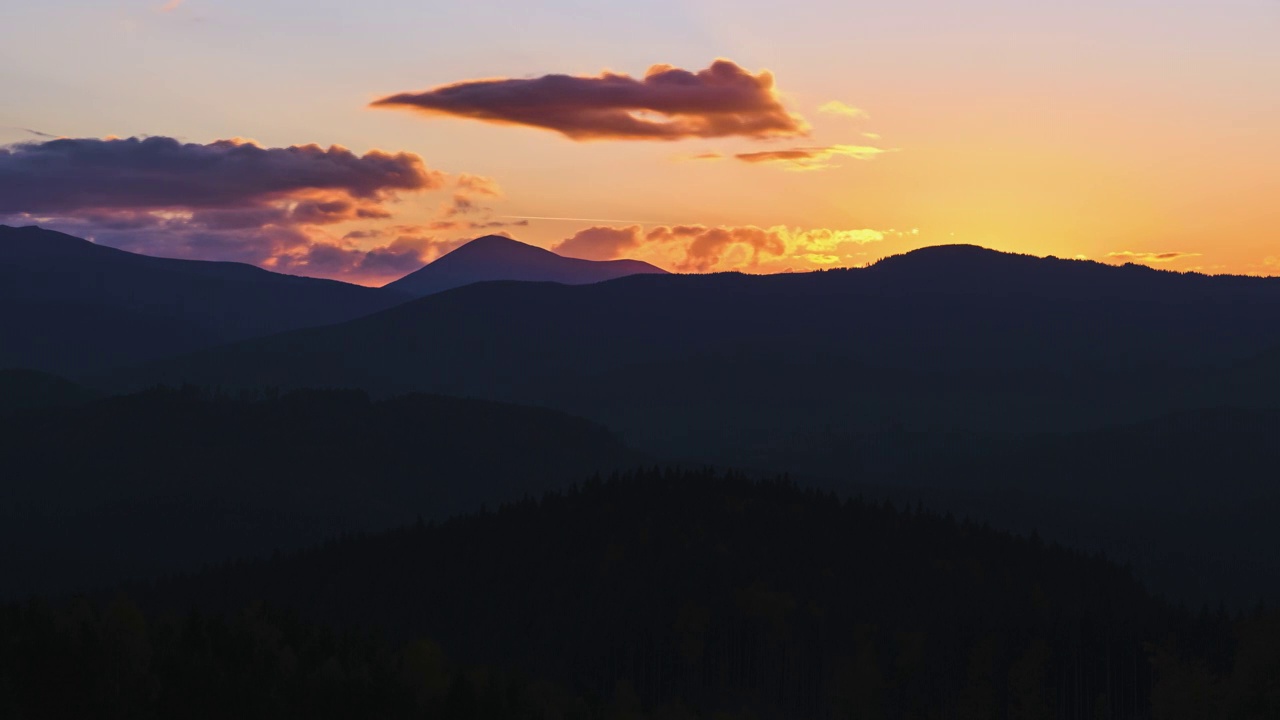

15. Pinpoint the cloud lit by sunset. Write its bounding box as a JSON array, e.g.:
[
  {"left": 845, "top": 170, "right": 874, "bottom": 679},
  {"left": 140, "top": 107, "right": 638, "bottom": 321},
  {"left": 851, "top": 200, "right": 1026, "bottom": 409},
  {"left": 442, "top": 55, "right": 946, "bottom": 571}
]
[{"left": 371, "top": 59, "right": 807, "bottom": 142}]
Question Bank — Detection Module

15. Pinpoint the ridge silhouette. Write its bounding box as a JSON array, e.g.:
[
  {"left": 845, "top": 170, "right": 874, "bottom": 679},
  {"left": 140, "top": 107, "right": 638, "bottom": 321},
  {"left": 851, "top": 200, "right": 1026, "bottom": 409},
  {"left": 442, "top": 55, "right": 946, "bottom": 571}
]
[
  {"left": 0, "top": 386, "right": 643, "bottom": 597},
  {"left": 0, "top": 225, "right": 406, "bottom": 376},
  {"left": 384, "top": 233, "right": 667, "bottom": 297},
  {"left": 109, "top": 243, "right": 1280, "bottom": 442}
]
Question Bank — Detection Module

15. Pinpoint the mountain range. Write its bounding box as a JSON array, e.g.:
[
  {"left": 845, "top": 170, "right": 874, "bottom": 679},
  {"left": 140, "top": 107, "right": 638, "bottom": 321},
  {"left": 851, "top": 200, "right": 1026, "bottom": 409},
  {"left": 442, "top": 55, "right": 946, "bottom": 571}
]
[
  {"left": 0, "top": 227, "right": 667, "bottom": 376},
  {"left": 6, "top": 228, "right": 1280, "bottom": 607},
  {"left": 107, "top": 243, "right": 1280, "bottom": 452}
]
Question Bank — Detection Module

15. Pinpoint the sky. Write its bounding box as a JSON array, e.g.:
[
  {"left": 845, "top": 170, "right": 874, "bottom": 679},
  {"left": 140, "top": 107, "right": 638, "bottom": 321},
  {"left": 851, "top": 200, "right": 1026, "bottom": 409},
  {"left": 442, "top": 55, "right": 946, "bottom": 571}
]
[{"left": 2, "top": 0, "right": 1278, "bottom": 284}]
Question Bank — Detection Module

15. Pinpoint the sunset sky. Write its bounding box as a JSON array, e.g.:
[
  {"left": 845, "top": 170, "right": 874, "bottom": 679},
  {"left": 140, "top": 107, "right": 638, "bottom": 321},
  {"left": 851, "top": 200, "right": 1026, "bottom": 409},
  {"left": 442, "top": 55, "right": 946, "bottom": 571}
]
[{"left": 2, "top": 0, "right": 1278, "bottom": 284}]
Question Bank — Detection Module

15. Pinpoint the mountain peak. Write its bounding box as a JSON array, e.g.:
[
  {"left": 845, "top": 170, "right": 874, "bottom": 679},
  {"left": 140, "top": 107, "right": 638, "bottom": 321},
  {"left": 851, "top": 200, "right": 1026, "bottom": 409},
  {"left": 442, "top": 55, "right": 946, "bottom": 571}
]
[
  {"left": 384, "top": 235, "right": 667, "bottom": 298},
  {"left": 440, "top": 235, "right": 558, "bottom": 262},
  {"left": 466, "top": 234, "right": 538, "bottom": 248},
  {"left": 878, "top": 244, "right": 1029, "bottom": 267}
]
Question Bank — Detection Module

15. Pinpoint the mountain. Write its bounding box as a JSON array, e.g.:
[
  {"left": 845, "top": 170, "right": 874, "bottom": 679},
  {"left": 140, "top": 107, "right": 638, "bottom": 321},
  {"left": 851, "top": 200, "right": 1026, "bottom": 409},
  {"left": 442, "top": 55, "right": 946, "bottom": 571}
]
[
  {"left": 112, "top": 245, "right": 1280, "bottom": 450},
  {"left": 104, "top": 246, "right": 1280, "bottom": 606},
  {"left": 0, "top": 386, "right": 644, "bottom": 598},
  {"left": 116, "top": 470, "right": 1239, "bottom": 720},
  {"left": 775, "top": 406, "right": 1280, "bottom": 606},
  {"left": 0, "top": 225, "right": 408, "bottom": 376},
  {"left": 17, "top": 472, "right": 1265, "bottom": 719},
  {"left": 384, "top": 234, "right": 667, "bottom": 297}
]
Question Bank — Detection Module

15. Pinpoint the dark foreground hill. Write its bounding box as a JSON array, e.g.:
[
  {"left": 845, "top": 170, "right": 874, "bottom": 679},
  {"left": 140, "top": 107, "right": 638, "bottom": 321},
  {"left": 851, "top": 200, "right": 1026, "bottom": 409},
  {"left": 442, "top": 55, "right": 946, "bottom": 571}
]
[
  {"left": 384, "top": 234, "right": 667, "bottom": 297},
  {"left": 0, "top": 387, "right": 642, "bottom": 598},
  {"left": 0, "top": 225, "right": 407, "bottom": 376},
  {"left": 46, "top": 470, "right": 1261, "bottom": 720},
  {"left": 752, "top": 406, "right": 1280, "bottom": 607}
]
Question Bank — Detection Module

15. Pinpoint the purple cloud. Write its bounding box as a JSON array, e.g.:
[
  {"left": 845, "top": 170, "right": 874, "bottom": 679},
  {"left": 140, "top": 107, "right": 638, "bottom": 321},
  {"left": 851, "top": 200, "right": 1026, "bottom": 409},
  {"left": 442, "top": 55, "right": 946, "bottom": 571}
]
[{"left": 371, "top": 59, "right": 808, "bottom": 141}]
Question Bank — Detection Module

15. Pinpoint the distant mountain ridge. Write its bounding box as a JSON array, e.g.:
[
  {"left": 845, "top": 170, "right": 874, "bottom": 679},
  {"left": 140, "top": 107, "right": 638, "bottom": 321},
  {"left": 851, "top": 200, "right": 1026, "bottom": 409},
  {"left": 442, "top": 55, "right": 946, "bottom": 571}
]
[
  {"left": 385, "top": 234, "right": 667, "bottom": 297},
  {"left": 110, "top": 243, "right": 1280, "bottom": 449},
  {"left": 0, "top": 386, "right": 644, "bottom": 598},
  {"left": 0, "top": 225, "right": 407, "bottom": 376}
]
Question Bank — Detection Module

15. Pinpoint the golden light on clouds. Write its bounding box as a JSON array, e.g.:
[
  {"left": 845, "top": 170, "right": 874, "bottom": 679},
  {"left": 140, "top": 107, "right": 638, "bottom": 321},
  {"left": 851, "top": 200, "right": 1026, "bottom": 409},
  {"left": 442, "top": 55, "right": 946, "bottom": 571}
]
[
  {"left": 553, "top": 224, "right": 889, "bottom": 272},
  {"left": 734, "top": 144, "right": 888, "bottom": 171},
  {"left": 1106, "top": 251, "right": 1202, "bottom": 264},
  {"left": 818, "top": 101, "right": 869, "bottom": 119}
]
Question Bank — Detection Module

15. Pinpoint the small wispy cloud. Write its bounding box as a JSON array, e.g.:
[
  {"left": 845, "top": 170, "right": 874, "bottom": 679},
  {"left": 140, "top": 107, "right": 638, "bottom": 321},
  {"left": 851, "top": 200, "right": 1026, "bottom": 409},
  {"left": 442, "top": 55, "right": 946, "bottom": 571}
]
[
  {"left": 1107, "top": 250, "right": 1201, "bottom": 264},
  {"left": 734, "top": 144, "right": 887, "bottom": 171},
  {"left": 158, "top": 0, "right": 184, "bottom": 12},
  {"left": 819, "top": 101, "right": 868, "bottom": 119}
]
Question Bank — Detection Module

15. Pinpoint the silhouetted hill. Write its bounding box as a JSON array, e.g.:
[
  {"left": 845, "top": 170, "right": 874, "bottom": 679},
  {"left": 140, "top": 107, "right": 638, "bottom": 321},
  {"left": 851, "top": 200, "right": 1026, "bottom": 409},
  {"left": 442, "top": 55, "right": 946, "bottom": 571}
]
[
  {"left": 761, "top": 406, "right": 1280, "bottom": 606},
  {"left": 103, "top": 248, "right": 1280, "bottom": 608},
  {"left": 0, "top": 386, "right": 643, "bottom": 598},
  {"left": 7, "top": 472, "right": 1275, "bottom": 719},
  {"left": 114, "top": 245, "right": 1280, "bottom": 451},
  {"left": 384, "top": 234, "right": 667, "bottom": 297},
  {"left": 0, "top": 225, "right": 408, "bottom": 376},
  {"left": 115, "top": 470, "right": 1259, "bottom": 720},
  {"left": 0, "top": 368, "right": 98, "bottom": 414}
]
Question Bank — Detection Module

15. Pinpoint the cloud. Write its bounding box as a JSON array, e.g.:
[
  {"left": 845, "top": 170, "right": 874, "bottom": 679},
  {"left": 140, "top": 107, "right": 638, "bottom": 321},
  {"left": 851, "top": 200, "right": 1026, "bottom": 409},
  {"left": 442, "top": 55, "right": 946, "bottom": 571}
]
[
  {"left": 455, "top": 173, "right": 502, "bottom": 197},
  {"left": 158, "top": 0, "right": 184, "bottom": 11},
  {"left": 1106, "top": 251, "right": 1202, "bottom": 264},
  {"left": 818, "top": 101, "right": 868, "bottom": 119},
  {"left": 554, "top": 224, "right": 886, "bottom": 272},
  {"left": 371, "top": 59, "right": 808, "bottom": 141},
  {"left": 735, "top": 144, "right": 886, "bottom": 171},
  {"left": 0, "top": 136, "right": 442, "bottom": 215},
  {"left": 553, "top": 225, "right": 645, "bottom": 261},
  {"left": 0, "top": 135, "right": 485, "bottom": 284},
  {"left": 274, "top": 233, "right": 468, "bottom": 280},
  {"left": 14, "top": 128, "right": 58, "bottom": 138},
  {"left": 443, "top": 194, "right": 481, "bottom": 217},
  {"left": 440, "top": 172, "right": 505, "bottom": 217}
]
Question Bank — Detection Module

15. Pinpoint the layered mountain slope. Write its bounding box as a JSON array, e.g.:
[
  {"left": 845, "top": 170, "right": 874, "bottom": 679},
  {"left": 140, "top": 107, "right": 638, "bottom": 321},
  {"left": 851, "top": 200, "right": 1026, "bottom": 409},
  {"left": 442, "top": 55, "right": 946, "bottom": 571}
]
[
  {"left": 115, "top": 245, "right": 1280, "bottom": 444},
  {"left": 0, "top": 225, "right": 407, "bottom": 375},
  {"left": 0, "top": 386, "right": 643, "bottom": 597}
]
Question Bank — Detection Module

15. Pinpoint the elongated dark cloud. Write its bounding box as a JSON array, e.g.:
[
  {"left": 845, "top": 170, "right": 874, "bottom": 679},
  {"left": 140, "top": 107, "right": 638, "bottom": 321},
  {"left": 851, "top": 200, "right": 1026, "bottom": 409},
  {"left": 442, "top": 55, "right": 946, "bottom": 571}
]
[
  {"left": 371, "top": 59, "right": 808, "bottom": 141},
  {"left": 0, "top": 136, "right": 441, "bottom": 214},
  {"left": 0, "top": 135, "right": 488, "bottom": 284}
]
